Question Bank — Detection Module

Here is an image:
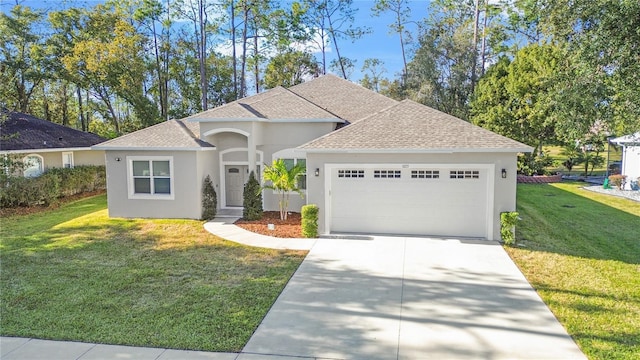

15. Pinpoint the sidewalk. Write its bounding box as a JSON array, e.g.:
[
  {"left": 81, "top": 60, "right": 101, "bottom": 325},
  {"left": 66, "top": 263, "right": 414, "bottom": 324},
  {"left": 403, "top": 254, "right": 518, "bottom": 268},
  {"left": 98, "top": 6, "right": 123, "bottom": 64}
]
[{"left": 203, "top": 217, "right": 317, "bottom": 250}]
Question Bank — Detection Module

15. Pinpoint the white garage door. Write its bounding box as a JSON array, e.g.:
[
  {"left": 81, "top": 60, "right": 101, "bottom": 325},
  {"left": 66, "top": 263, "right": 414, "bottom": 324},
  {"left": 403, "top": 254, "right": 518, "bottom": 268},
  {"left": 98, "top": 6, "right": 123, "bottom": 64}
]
[{"left": 329, "top": 166, "right": 490, "bottom": 238}]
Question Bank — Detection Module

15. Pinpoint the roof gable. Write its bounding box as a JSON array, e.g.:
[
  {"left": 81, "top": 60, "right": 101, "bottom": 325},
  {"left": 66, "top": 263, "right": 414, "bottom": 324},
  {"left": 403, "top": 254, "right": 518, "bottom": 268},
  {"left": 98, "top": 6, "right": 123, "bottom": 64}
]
[
  {"left": 93, "top": 119, "right": 213, "bottom": 150},
  {"left": 288, "top": 74, "right": 398, "bottom": 123},
  {"left": 299, "top": 100, "right": 533, "bottom": 152},
  {"left": 0, "top": 111, "right": 106, "bottom": 151}
]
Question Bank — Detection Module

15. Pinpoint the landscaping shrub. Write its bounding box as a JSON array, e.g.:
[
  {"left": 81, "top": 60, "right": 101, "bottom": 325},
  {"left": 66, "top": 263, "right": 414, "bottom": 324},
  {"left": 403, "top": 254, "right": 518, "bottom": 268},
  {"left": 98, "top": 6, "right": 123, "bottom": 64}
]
[
  {"left": 500, "top": 211, "right": 519, "bottom": 245},
  {"left": 201, "top": 175, "right": 217, "bottom": 220},
  {"left": 0, "top": 165, "right": 105, "bottom": 208},
  {"left": 243, "top": 171, "right": 263, "bottom": 220},
  {"left": 608, "top": 174, "right": 626, "bottom": 190},
  {"left": 301, "top": 204, "right": 319, "bottom": 238}
]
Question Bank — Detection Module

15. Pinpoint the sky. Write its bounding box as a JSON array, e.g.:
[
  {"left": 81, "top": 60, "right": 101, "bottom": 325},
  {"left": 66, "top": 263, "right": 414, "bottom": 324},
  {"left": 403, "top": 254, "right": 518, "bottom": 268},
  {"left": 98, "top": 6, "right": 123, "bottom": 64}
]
[{"left": 1, "top": 0, "right": 432, "bottom": 82}]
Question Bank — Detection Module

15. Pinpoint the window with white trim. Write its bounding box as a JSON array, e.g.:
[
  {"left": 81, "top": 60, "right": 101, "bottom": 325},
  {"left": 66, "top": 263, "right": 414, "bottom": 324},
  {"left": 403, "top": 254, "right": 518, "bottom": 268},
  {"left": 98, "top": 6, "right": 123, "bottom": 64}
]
[
  {"left": 338, "top": 169, "right": 364, "bottom": 178},
  {"left": 23, "top": 154, "right": 44, "bottom": 178},
  {"left": 128, "top": 157, "right": 174, "bottom": 199},
  {"left": 374, "top": 170, "right": 401, "bottom": 178},
  {"left": 62, "top": 152, "right": 74, "bottom": 168},
  {"left": 411, "top": 170, "right": 439, "bottom": 179},
  {"left": 450, "top": 170, "right": 479, "bottom": 179},
  {"left": 281, "top": 158, "right": 306, "bottom": 190}
]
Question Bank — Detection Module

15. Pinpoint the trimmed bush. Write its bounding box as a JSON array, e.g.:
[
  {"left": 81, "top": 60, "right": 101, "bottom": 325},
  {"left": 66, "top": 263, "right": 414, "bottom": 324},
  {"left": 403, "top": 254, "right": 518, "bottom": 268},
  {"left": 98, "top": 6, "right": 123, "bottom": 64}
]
[
  {"left": 500, "top": 212, "right": 519, "bottom": 245},
  {"left": 0, "top": 165, "right": 105, "bottom": 208},
  {"left": 301, "top": 204, "right": 319, "bottom": 238},
  {"left": 201, "top": 175, "right": 217, "bottom": 220},
  {"left": 243, "top": 171, "right": 263, "bottom": 220}
]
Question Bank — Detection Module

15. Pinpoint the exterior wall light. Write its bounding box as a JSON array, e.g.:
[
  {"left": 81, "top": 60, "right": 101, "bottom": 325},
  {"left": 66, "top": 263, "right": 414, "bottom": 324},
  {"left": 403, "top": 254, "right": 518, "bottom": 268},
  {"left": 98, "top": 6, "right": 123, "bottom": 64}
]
[
  {"left": 315, "top": 168, "right": 320, "bottom": 177},
  {"left": 115, "top": 157, "right": 121, "bottom": 162},
  {"left": 501, "top": 168, "right": 507, "bottom": 178}
]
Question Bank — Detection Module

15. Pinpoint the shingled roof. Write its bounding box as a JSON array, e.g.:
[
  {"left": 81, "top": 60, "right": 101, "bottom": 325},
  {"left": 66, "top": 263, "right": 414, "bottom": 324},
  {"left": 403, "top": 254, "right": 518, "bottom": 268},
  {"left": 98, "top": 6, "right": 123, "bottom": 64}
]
[
  {"left": 299, "top": 100, "right": 533, "bottom": 152},
  {"left": 0, "top": 111, "right": 105, "bottom": 152},
  {"left": 186, "top": 86, "right": 343, "bottom": 122},
  {"left": 288, "top": 74, "right": 398, "bottom": 123},
  {"left": 93, "top": 119, "right": 213, "bottom": 151}
]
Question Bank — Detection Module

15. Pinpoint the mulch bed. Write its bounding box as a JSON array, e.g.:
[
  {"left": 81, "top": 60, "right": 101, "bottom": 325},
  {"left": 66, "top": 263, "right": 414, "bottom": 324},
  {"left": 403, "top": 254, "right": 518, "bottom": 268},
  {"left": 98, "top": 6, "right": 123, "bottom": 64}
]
[
  {"left": 235, "top": 211, "right": 302, "bottom": 238},
  {"left": 0, "top": 190, "right": 106, "bottom": 218}
]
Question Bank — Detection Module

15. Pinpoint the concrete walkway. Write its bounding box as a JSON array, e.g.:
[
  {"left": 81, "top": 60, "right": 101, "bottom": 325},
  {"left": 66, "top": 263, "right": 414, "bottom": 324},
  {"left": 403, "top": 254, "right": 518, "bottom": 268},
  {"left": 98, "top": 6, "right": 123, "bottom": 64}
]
[{"left": 2, "top": 218, "right": 586, "bottom": 359}]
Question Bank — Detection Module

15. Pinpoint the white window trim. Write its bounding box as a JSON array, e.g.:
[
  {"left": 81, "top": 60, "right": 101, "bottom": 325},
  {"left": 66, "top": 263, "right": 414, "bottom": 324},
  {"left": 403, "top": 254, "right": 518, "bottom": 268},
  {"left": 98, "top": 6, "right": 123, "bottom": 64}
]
[
  {"left": 62, "top": 152, "right": 74, "bottom": 168},
  {"left": 23, "top": 154, "right": 44, "bottom": 178},
  {"left": 272, "top": 149, "right": 307, "bottom": 192},
  {"left": 127, "top": 156, "right": 175, "bottom": 200}
]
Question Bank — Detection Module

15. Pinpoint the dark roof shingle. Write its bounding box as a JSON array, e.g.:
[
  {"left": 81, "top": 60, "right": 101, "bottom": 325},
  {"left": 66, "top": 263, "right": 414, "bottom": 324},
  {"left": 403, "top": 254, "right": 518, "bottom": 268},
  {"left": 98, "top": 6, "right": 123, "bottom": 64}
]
[{"left": 0, "top": 111, "right": 106, "bottom": 151}]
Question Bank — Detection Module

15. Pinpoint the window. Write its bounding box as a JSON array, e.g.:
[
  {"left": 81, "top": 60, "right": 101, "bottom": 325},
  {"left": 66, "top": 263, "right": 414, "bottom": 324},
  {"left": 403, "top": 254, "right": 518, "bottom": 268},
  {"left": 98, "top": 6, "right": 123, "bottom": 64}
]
[
  {"left": 62, "top": 152, "right": 74, "bottom": 168},
  {"left": 128, "top": 157, "right": 174, "bottom": 199},
  {"left": 282, "top": 158, "right": 306, "bottom": 190},
  {"left": 450, "top": 170, "right": 479, "bottom": 179},
  {"left": 23, "top": 154, "right": 44, "bottom": 178},
  {"left": 411, "top": 170, "right": 439, "bottom": 179},
  {"left": 338, "top": 169, "right": 364, "bottom": 178},
  {"left": 374, "top": 170, "right": 401, "bottom": 179}
]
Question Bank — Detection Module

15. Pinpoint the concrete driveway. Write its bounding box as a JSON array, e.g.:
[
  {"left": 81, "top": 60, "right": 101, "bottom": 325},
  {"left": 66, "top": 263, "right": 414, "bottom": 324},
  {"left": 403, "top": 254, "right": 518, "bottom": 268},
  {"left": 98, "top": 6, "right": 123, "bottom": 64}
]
[{"left": 241, "top": 236, "right": 585, "bottom": 360}]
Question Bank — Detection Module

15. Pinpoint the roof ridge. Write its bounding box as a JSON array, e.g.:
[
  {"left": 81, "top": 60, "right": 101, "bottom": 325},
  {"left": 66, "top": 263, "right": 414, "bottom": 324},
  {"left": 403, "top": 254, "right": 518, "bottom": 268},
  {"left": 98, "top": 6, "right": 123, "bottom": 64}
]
[{"left": 281, "top": 86, "right": 343, "bottom": 120}]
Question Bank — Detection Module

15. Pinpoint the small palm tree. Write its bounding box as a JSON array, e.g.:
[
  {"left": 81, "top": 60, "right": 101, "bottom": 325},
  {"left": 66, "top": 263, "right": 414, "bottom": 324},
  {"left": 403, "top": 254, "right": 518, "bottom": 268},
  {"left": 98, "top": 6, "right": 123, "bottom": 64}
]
[{"left": 262, "top": 159, "right": 305, "bottom": 220}]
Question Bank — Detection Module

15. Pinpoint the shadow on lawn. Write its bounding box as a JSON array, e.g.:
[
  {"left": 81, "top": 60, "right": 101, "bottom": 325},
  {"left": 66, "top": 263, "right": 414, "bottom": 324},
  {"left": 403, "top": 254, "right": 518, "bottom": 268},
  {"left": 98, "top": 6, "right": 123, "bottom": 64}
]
[{"left": 516, "top": 184, "right": 640, "bottom": 264}]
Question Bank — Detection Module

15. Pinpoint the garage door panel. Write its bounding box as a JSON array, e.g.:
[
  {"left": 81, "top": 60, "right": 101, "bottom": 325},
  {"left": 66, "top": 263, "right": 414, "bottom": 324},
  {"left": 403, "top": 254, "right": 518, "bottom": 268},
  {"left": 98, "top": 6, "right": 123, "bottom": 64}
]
[{"left": 330, "top": 167, "right": 488, "bottom": 238}]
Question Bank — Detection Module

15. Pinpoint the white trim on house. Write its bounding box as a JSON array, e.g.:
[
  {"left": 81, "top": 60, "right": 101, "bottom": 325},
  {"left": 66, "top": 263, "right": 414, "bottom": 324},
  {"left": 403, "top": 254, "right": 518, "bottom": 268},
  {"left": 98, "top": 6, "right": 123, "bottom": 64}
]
[
  {"left": 219, "top": 148, "right": 264, "bottom": 209},
  {"left": 62, "top": 152, "right": 74, "bottom": 168},
  {"left": 1, "top": 147, "right": 93, "bottom": 154},
  {"left": 322, "top": 163, "right": 495, "bottom": 240},
  {"left": 23, "top": 154, "right": 44, "bottom": 178},
  {"left": 203, "top": 128, "right": 251, "bottom": 137},
  {"left": 126, "top": 156, "right": 175, "bottom": 200},
  {"left": 304, "top": 148, "right": 532, "bottom": 154}
]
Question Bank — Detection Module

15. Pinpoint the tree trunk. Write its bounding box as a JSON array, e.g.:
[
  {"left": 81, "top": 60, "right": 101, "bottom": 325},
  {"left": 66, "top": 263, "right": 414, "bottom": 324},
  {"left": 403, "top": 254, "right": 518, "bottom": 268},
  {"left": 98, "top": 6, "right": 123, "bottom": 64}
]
[
  {"left": 253, "top": 30, "right": 260, "bottom": 93},
  {"left": 240, "top": 3, "right": 249, "bottom": 98},
  {"left": 231, "top": 0, "right": 238, "bottom": 99},
  {"left": 198, "top": 0, "right": 208, "bottom": 110},
  {"left": 77, "top": 86, "right": 86, "bottom": 131},
  {"left": 470, "top": 0, "right": 480, "bottom": 94},
  {"left": 325, "top": 9, "right": 346, "bottom": 79}
]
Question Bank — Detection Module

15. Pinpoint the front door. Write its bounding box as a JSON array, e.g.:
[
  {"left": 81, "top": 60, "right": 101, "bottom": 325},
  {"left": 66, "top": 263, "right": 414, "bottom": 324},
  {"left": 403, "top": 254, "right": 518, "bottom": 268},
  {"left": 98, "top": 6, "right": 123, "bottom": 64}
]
[{"left": 225, "top": 166, "right": 247, "bottom": 206}]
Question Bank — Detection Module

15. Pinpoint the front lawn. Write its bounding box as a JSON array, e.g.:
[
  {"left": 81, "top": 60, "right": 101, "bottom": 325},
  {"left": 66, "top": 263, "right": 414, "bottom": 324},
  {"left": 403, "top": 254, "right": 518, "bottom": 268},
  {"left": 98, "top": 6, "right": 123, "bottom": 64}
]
[
  {"left": 508, "top": 183, "right": 640, "bottom": 360},
  {"left": 0, "top": 194, "right": 306, "bottom": 352}
]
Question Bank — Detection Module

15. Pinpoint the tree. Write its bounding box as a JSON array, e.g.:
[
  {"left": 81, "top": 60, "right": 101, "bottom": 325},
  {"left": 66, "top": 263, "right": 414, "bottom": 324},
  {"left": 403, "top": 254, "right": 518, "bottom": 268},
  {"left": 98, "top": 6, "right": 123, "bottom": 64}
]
[
  {"left": 264, "top": 50, "right": 319, "bottom": 88},
  {"left": 242, "top": 171, "right": 263, "bottom": 220},
  {"left": 261, "top": 159, "right": 305, "bottom": 220},
  {"left": 0, "top": 5, "right": 51, "bottom": 113},
  {"left": 359, "top": 58, "right": 387, "bottom": 92},
  {"left": 471, "top": 44, "right": 562, "bottom": 154},
  {"left": 202, "top": 175, "right": 217, "bottom": 220},
  {"left": 303, "top": 0, "right": 368, "bottom": 78},
  {"left": 371, "top": 0, "right": 411, "bottom": 83}
]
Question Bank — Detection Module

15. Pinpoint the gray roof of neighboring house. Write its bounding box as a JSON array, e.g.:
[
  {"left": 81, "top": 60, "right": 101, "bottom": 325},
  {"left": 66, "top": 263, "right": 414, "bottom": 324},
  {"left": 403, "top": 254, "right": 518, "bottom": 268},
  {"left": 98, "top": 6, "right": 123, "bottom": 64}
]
[
  {"left": 299, "top": 100, "right": 533, "bottom": 152},
  {"left": 288, "top": 74, "right": 398, "bottom": 123},
  {"left": 0, "top": 110, "right": 106, "bottom": 151},
  {"left": 93, "top": 119, "right": 214, "bottom": 150},
  {"left": 185, "top": 86, "right": 342, "bottom": 122},
  {"left": 611, "top": 132, "right": 640, "bottom": 146}
]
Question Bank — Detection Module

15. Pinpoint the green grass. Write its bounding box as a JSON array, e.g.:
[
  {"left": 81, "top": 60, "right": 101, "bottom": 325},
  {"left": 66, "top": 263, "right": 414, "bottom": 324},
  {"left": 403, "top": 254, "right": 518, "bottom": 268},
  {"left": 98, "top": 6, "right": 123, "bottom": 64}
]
[
  {"left": 0, "top": 195, "right": 305, "bottom": 352},
  {"left": 507, "top": 183, "right": 640, "bottom": 359}
]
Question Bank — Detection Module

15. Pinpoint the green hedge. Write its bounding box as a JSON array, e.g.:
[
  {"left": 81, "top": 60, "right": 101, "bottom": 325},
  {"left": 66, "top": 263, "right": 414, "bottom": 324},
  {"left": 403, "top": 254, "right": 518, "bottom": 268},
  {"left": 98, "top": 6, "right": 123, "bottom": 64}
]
[{"left": 0, "top": 165, "right": 106, "bottom": 208}]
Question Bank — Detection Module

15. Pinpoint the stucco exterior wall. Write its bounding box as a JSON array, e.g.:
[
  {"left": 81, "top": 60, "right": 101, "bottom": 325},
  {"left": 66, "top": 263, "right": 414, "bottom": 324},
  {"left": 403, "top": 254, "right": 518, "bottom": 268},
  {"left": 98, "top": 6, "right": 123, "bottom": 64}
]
[
  {"left": 305, "top": 152, "right": 518, "bottom": 240},
  {"left": 11, "top": 149, "right": 105, "bottom": 170},
  {"left": 622, "top": 145, "right": 640, "bottom": 189},
  {"left": 104, "top": 150, "right": 210, "bottom": 219}
]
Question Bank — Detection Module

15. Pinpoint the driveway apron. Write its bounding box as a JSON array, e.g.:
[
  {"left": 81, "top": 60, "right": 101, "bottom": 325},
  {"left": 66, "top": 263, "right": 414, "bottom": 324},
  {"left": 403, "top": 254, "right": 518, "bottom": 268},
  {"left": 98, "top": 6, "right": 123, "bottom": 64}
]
[{"left": 241, "top": 236, "right": 585, "bottom": 360}]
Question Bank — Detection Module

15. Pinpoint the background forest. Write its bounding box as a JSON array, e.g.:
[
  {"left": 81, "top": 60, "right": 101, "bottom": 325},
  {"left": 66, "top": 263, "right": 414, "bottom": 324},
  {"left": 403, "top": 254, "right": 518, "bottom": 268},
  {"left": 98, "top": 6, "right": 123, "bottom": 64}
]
[{"left": 1, "top": 0, "right": 639, "bottom": 165}]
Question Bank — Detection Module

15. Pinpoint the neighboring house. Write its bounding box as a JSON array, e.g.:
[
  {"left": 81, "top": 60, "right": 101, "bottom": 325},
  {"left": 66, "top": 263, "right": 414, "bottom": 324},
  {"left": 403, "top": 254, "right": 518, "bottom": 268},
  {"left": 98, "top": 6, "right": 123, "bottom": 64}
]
[
  {"left": 1, "top": 111, "right": 106, "bottom": 177},
  {"left": 94, "top": 75, "right": 532, "bottom": 240},
  {"left": 611, "top": 132, "right": 640, "bottom": 189}
]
